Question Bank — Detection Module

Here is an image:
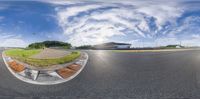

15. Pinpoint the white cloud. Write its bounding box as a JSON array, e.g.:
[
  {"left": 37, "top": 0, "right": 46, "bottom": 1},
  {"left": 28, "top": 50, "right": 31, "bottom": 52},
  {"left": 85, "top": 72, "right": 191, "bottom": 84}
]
[
  {"left": 191, "top": 34, "right": 200, "bottom": 39},
  {"left": 0, "top": 33, "right": 27, "bottom": 47},
  {"left": 55, "top": 1, "right": 195, "bottom": 46},
  {"left": 0, "top": 4, "right": 9, "bottom": 10},
  {"left": 136, "top": 3, "right": 183, "bottom": 30},
  {"left": 155, "top": 37, "right": 180, "bottom": 46},
  {"left": 0, "top": 16, "right": 4, "bottom": 22},
  {"left": 1, "top": 38, "right": 27, "bottom": 47},
  {"left": 0, "top": 34, "right": 14, "bottom": 39},
  {"left": 168, "top": 16, "right": 200, "bottom": 36},
  {"left": 181, "top": 39, "right": 200, "bottom": 47},
  {"left": 57, "top": 4, "right": 102, "bottom": 24}
]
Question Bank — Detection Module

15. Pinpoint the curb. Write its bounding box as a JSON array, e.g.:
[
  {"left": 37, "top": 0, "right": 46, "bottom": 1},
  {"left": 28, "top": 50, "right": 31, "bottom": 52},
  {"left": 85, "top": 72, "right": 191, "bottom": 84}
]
[{"left": 2, "top": 51, "right": 88, "bottom": 85}]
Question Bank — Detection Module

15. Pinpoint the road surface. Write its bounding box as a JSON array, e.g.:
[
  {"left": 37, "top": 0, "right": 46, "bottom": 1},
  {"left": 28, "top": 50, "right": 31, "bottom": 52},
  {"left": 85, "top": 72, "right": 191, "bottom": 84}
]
[{"left": 1, "top": 49, "right": 200, "bottom": 99}]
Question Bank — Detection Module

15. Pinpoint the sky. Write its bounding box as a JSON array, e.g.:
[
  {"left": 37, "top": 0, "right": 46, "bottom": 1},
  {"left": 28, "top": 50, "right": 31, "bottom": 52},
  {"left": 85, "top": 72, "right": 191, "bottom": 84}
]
[{"left": 0, "top": 0, "right": 200, "bottom": 47}]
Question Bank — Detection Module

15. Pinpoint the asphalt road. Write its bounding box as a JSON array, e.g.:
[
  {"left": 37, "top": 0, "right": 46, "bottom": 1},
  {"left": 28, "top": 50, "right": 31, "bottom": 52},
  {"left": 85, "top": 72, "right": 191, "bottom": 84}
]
[{"left": 1, "top": 49, "right": 200, "bottom": 99}]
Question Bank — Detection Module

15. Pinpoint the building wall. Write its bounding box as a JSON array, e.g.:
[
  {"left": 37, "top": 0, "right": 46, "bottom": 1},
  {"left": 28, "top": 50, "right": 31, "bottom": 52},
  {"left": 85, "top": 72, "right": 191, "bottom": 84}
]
[
  {"left": 93, "top": 44, "right": 131, "bottom": 50},
  {"left": 115, "top": 45, "right": 131, "bottom": 49}
]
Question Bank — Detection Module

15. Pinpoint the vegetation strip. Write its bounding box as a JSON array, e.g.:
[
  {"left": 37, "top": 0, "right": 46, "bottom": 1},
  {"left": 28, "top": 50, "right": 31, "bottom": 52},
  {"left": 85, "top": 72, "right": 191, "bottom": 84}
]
[{"left": 5, "top": 49, "right": 80, "bottom": 67}]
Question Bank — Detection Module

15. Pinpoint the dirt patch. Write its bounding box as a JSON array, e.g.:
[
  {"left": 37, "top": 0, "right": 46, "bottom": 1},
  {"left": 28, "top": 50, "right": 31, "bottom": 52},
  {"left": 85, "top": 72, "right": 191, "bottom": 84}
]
[
  {"left": 31, "top": 48, "right": 70, "bottom": 59},
  {"left": 8, "top": 61, "right": 25, "bottom": 72},
  {"left": 57, "top": 67, "right": 76, "bottom": 79},
  {"left": 67, "top": 64, "right": 81, "bottom": 71}
]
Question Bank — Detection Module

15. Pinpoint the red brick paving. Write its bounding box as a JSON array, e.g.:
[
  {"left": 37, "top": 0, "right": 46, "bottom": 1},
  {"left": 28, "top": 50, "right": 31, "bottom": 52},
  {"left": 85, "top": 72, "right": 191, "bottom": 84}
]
[{"left": 8, "top": 61, "right": 25, "bottom": 73}]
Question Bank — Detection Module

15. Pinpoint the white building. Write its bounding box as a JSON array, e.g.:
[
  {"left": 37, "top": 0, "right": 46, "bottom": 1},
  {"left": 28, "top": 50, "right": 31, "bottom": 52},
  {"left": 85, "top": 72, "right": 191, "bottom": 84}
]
[{"left": 93, "top": 42, "right": 131, "bottom": 50}]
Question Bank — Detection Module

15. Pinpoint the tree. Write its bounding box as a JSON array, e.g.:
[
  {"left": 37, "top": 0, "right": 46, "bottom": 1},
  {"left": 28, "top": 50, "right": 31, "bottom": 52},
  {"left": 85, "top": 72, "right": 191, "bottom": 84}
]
[
  {"left": 28, "top": 41, "right": 71, "bottom": 49},
  {"left": 28, "top": 43, "right": 45, "bottom": 49}
]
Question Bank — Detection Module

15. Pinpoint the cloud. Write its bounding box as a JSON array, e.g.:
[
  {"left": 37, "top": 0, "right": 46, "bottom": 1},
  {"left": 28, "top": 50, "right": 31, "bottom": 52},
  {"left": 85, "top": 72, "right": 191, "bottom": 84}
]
[
  {"left": 135, "top": 3, "right": 184, "bottom": 30},
  {"left": 1, "top": 38, "right": 27, "bottom": 47},
  {"left": 52, "top": 1, "right": 200, "bottom": 47},
  {"left": 57, "top": 4, "right": 103, "bottom": 27},
  {"left": 41, "top": 0, "right": 81, "bottom": 5},
  {"left": 0, "top": 4, "right": 9, "bottom": 10},
  {"left": 0, "top": 33, "right": 27, "bottom": 47},
  {"left": 0, "top": 16, "right": 4, "bottom": 22},
  {"left": 191, "top": 34, "right": 200, "bottom": 39},
  {"left": 168, "top": 16, "right": 200, "bottom": 37}
]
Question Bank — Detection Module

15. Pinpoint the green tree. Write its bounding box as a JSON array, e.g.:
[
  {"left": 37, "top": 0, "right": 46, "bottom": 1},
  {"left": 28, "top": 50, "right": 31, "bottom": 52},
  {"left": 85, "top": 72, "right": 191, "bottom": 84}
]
[{"left": 28, "top": 41, "right": 71, "bottom": 49}]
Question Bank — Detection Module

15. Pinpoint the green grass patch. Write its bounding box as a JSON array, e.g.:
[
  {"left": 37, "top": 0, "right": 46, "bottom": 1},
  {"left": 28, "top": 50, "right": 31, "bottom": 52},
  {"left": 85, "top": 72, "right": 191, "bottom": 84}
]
[
  {"left": 4, "top": 49, "right": 81, "bottom": 67},
  {"left": 5, "top": 49, "right": 41, "bottom": 58}
]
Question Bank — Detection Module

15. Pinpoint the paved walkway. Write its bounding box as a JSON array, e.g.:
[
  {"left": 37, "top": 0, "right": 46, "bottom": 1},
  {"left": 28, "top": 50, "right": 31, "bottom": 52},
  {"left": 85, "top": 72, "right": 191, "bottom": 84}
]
[{"left": 31, "top": 48, "right": 70, "bottom": 59}]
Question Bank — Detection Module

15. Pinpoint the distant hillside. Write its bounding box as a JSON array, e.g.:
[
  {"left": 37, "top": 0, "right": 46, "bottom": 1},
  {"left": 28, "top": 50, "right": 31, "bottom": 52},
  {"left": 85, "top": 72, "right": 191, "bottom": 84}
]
[{"left": 28, "top": 41, "right": 71, "bottom": 49}]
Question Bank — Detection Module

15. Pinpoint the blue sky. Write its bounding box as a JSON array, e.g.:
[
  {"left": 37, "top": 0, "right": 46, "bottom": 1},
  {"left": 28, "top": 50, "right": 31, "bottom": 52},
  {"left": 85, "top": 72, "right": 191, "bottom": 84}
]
[{"left": 0, "top": 0, "right": 200, "bottom": 47}]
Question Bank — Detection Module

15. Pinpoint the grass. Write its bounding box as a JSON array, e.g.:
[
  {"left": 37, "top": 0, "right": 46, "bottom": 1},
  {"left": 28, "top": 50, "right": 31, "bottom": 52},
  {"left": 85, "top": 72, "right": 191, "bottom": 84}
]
[
  {"left": 5, "top": 49, "right": 41, "bottom": 58},
  {"left": 5, "top": 49, "right": 81, "bottom": 67}
]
